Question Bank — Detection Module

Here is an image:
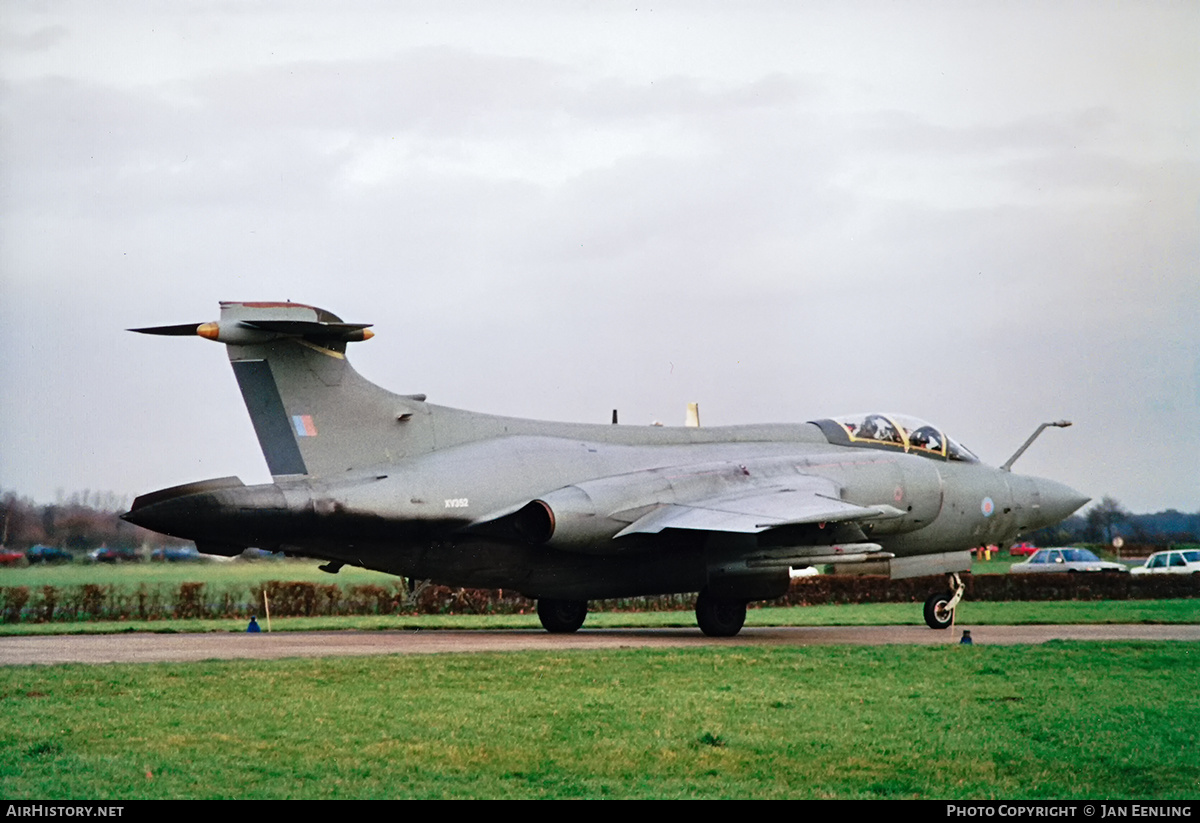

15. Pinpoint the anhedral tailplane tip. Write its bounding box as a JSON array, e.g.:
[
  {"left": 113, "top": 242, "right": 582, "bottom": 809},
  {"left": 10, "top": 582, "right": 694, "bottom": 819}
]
[{"left": 129, "top": 323, "right": 206, "bottom": 336}]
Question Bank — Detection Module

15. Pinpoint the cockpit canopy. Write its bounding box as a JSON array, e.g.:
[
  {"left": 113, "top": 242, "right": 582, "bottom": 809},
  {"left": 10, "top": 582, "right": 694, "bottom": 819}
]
[{"left": 811, "top": 413, "right": 980, "bottom": 463}]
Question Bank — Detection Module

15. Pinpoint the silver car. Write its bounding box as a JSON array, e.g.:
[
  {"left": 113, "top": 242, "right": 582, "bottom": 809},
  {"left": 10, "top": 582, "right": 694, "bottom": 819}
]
[
  {"left": 1010, "top": 547, "right": 1128, "bottom": 573},
  {"left": 1129, "top": 549, "right": 1200, "bottom": 576}
]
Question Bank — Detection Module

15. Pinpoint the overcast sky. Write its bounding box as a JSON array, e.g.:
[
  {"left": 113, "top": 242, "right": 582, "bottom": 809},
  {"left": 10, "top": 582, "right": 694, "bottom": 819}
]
[{"left": 1, "top": 1, "right": 1196, "bottom": 514}]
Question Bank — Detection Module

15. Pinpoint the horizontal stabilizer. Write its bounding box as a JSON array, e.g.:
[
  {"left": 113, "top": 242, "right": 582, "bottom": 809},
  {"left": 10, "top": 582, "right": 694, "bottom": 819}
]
[
  {"left": 129, "top": 323, "right": 205, "bottom": 336},
  {"left": 241, "top": 320, "right": 373, "bottom": 338},
  {"left": 129, "top": 313, "right": 373, "bottom": 346}
]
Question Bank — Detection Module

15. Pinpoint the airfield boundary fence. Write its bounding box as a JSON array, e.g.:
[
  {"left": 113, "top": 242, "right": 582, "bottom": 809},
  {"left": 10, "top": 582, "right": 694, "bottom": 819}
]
[{"left": 0, "top": 574, "right": 1196, "bottom": 623}]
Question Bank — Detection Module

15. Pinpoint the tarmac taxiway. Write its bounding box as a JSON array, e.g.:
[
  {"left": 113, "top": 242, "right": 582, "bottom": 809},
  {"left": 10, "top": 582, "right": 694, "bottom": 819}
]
[{"left": 3, "top": 624, "right": 1198, "bottom": 665}]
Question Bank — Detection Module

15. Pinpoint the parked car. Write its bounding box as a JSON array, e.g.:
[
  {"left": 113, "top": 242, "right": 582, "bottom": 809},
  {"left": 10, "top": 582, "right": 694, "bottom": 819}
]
[
  {"left": 151, "top": 546, "right": 204, "bottom": 562},
  {"left": 1129, "top": 549, "right": 1200, "bottom": 576},
  {"left": 88, "top": 546, "right": 141, "bottom": 563},
  {"left": 0, "top": 548, "right": 25, "bottom": 566},
  {"left": 26, "top": 545, "right": 73, "bottom": 564},
  {"left": 1009, "top": 542, "right": 1038, "bottom": 556},
  {"left": 1010, "top": 547, "right": 1128, "bottom": 574}
]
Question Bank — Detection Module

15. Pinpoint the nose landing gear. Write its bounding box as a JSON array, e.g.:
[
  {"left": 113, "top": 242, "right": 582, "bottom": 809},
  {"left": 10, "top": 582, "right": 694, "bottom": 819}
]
[{"left": 923, "top": 572, "right": 966, "bottom": 630}]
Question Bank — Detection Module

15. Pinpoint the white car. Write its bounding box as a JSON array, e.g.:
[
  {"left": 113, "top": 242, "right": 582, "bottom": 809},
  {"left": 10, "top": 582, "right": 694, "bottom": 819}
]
[
  {"left": 1129, "top": 549, "right": 1200, "bottom": 576},
  {"left": 1010, "top": 547, "right": 1128, "bottom": 574}
]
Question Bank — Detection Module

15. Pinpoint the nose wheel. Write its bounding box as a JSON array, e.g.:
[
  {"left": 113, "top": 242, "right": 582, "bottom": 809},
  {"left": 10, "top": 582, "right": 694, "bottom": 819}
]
[{"left": 923, "top": 572, "right": 966, "bottom": 630}]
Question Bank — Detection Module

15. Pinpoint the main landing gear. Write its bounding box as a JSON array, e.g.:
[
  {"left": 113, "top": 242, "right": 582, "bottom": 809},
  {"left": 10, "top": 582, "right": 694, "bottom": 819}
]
[
  {"left": 923, "top": 572, "right": 966, "bottom": 630},
  {"left": 536, "top": 594, "right": 751, "bottom": 638},
  {"left": 536, "top": 598, "right": 588, "bottom": 633},
  {"left": 694, "top": 590, "right": 748, "bottom": 637}
]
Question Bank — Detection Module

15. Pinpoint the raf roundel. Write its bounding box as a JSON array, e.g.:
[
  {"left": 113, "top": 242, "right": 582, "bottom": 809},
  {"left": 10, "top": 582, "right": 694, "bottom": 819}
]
[{"left": 981, "top": 497, "right": 995, "bottom": 517}]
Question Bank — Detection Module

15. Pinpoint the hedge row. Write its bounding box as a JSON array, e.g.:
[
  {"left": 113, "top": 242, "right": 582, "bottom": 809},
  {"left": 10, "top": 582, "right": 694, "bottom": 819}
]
[
  {"left": 0, "top": 574, "right": 1195, "bottom": 623},
  {"left": 777, "top": 572, "right": 1200, "bottom": 606},
  {"left": 0, "top": 580, "right": 543, "bottom": 623}
]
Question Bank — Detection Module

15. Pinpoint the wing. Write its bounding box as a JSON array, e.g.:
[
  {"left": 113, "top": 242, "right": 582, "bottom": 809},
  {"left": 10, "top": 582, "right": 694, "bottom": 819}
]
[
  {"left": 466, "top": 455, "right": 904, "bottom": 559},
  {"left": 613, "top": 476, "right": 902, "bottom": 537}
]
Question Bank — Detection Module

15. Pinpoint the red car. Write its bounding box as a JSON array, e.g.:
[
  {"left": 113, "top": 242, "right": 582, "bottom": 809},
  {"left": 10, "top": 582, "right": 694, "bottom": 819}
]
[
  {"left": 1009, "top": 542, "right": 1038, "bottom": 556},
  {"left": 0, "top": 548, "right": 25, "bottom": 566}
]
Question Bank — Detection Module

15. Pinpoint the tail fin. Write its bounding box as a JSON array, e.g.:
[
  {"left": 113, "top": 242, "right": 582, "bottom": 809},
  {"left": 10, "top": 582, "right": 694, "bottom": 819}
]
[{"left": 133, "top": 301, "right": 433, "bottom": 478}]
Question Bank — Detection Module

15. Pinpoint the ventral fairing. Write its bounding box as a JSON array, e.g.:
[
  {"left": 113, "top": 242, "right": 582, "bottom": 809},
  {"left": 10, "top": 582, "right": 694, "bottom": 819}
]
[{"left": 124, "top": 301, "right": 1088, "bottom": 636}]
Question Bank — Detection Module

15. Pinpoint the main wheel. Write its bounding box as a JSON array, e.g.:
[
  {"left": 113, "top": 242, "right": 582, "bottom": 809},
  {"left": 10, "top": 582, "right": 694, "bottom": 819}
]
[
  {"left": 536, "top": 598, "right": 588, "bottom": 633},
  {"left": 695, "top": 591, "right": 747, "bottom": 637},
  {"left": 923, "top": 591, "right": 954, "bottom": 630}
]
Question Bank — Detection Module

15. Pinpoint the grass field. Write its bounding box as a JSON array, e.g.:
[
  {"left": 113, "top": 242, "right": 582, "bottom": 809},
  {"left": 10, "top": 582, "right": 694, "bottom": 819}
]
[
  {"left": 0, "top": 556, "right": 1017, "bottom": 586},
  {"left": 0, "top": 558, "right": 389, "bottom": 588},
  {"left": 3, "top": 559, "right": 1196, "bottom": 798},
  {"left": 1, "top": 642, "right": 1196, "bottom": 799}
]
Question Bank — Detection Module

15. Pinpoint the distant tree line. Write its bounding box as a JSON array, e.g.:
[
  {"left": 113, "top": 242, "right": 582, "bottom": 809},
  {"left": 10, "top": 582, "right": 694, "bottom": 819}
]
[
  {"left": 1026, "top": 496, "right": 1200, "bottom": 548},
  {"left": 1, "top": 489, "right": 188, "bottom": 552}
]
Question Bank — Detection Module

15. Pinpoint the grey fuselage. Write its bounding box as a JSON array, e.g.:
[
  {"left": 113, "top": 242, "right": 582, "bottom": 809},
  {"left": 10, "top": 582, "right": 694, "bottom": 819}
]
[
  {"left": 127, "top": 407, "right": 1082, "bottom": 600},
  {"left": 123, "top": 302, "right": 1087, "bottom": 602}
]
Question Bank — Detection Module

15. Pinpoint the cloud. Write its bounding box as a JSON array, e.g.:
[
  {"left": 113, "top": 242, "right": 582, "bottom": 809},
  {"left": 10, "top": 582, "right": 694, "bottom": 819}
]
[
  {"left": 0, "top": 24, "right": 69, "bottom": 53},
  {"left": 0, "top": 5, "right": 1196, "bottom": 512}
]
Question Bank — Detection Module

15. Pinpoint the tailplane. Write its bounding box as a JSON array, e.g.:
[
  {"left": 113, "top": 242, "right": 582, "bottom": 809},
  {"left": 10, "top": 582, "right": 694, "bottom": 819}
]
[{"left": 132, "top": 301, "right": 432, "bottom": 477}]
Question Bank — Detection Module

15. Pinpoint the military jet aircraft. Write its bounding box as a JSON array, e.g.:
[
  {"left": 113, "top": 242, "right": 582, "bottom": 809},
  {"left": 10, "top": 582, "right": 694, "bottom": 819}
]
[{"left": 123, "top": 301, "right": 1088, "bottom": 636}]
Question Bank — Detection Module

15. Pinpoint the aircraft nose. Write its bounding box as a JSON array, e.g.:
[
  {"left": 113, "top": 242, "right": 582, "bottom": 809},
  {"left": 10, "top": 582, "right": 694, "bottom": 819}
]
[{"left": 1035, "top": 478, "right": 1090, "bottom": 526}]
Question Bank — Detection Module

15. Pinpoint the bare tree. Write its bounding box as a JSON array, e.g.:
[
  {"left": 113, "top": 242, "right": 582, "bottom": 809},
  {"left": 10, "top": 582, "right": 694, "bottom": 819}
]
[{"left": 1085, "top": 496, "right": 1128, "bottom": 544}]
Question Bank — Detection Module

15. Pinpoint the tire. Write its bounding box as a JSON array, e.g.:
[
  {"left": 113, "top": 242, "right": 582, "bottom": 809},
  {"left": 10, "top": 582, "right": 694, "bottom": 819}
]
[
  {"left": 536, "top": 598, "right": 588, "bottom": 633},
  {"left": 923, "top": 592, "right": 954, "bottom": 630},
  {"left": 695, "top": 591, "right": 747, "bottom": 637}
]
